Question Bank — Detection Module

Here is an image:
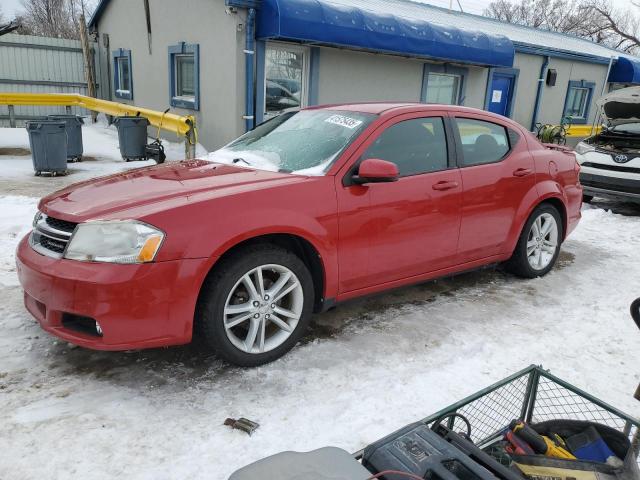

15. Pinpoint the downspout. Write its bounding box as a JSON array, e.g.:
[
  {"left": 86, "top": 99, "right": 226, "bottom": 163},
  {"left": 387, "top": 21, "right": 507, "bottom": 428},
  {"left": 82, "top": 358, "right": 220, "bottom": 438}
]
[
  {"left": 244, "top": 8, "right": 256, "bottom": 132},
  {"left": 530, "top": 55, "right": 549, "bottom": 131}
]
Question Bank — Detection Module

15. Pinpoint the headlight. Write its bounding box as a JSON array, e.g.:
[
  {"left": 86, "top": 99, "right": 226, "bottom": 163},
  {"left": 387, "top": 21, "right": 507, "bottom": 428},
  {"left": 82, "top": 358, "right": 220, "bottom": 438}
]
[
  {"left": 574, "top": 141, "right": 596, "bottom": 156},
  {"left": 64, "top": 220, "right": 164, "bottom": 264},
  {"left": 32, "top": 211, "right": 42, "bottom": 228}
]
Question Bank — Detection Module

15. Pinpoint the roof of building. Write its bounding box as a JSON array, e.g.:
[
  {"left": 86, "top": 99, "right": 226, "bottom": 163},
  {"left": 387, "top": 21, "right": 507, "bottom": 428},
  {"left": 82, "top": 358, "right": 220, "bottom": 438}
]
[
  {"left": 89, "top": 0, "right": 640, "bottom": 67},
  {"left": 257, "top": 0, "right": 514, "bottom": 67}
]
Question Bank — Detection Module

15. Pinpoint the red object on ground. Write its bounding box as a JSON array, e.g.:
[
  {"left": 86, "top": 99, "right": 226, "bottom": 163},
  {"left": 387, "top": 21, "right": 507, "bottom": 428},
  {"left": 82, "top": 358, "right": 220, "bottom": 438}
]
[{"left": 16, "top": 103, "right": 582, "bottom": 351}]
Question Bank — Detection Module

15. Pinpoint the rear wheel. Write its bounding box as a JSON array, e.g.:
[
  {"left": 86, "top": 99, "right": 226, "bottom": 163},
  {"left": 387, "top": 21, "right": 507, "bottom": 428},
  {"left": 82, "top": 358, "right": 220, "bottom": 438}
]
[
  {"left": 195, "top": 244, "right": 314, "bottom": 366},
  {"left": 506, "top": 204, "right": 563, "bottom": 278}
]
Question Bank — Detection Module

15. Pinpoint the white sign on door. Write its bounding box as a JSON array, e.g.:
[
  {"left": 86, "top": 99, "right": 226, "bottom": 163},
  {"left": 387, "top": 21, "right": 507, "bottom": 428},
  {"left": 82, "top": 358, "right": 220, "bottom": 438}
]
[{"left": 491, "top": 90, "right": 503, "bottom": 103}]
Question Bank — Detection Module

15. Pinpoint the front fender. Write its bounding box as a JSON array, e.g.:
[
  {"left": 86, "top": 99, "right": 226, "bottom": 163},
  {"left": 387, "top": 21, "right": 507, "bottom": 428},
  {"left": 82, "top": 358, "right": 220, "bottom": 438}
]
[
  {"left": 150, "top": 178, "right": 340, "bottom": 300},
  {"left": 206, "top": 209, "right": 338, "bottom": 301}
]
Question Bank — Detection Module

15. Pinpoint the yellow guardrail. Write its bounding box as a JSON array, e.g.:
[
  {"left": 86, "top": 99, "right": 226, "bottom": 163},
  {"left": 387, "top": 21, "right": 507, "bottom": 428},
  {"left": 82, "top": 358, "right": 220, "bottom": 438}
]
[
  {"left": 0, "top": 93, "right": 195, "bottom": 137},
  {"left": 565, "top": 125, "right": 602, "bottom": 137}
]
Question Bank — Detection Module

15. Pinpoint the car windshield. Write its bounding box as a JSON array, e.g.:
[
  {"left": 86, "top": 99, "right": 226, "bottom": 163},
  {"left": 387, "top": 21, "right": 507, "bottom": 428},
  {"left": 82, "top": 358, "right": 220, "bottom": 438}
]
[
  {"left": 610, "top": 122, "right": 640, "bottom": 134},
  {"left": 206, "top": 110, "right": 375, "bottom": 175}
]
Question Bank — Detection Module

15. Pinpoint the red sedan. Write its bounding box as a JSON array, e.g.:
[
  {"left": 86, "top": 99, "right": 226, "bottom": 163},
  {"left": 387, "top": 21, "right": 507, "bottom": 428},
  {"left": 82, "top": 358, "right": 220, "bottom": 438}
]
[{"left": 16, "top": 104, "right": 582, "bottom": 366}]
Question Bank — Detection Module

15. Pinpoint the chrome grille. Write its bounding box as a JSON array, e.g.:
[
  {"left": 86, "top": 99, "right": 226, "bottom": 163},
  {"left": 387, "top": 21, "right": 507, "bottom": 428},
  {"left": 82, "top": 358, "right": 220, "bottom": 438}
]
[{"left": 30, "top": 213, "right": 77, "bottom": 259}]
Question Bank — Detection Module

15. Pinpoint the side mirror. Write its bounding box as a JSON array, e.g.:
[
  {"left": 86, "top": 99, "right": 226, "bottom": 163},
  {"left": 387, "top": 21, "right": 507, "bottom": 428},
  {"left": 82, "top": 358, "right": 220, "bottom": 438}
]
[{"left": 352, "top": 158, "right": 399, "bottom": 185}]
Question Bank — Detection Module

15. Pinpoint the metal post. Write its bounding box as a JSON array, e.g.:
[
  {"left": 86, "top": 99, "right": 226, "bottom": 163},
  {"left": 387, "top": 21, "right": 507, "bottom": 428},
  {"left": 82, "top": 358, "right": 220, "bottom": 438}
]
[
  {"left": 79, "top": 13, "right": 98, "bottom": 123},
  {"left": 184, "top": 125, "right": 196, "bottom": 159},
  {"left": 8, "top": 104, "right": 16, "bottom": 127}
]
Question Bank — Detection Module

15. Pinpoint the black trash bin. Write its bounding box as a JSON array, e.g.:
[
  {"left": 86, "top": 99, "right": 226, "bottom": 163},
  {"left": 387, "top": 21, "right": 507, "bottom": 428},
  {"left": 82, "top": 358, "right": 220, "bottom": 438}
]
[
  {"left": 26, "top": 120, "right": 68, "bottom": 176},
  {"left": 113, "top": 116, "right": 150, "bottom": 161},
  {"left": 48, "top": 114, "right": 84, "bottom": 162}
]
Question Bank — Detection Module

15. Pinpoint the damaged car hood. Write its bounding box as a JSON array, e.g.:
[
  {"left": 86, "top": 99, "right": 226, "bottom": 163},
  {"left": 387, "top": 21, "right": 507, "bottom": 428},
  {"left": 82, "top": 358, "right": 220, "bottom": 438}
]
[{"left": 597, "top": 86, "right": 640, "bottom": 125}]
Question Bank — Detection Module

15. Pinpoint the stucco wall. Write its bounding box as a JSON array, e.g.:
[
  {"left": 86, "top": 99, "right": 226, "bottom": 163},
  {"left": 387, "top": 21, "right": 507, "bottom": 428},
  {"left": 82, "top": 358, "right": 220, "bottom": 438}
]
[
  {"left": 315, "top": 47, "right": 490, "bottom": 110},
  {"left": 512, "top": 53, "right": 543, "bottom": 129},
  {"left": 316, "top": 48, "right": 424, "bottom": 104},
  {"left": 462, "top": 66, "right": 489, "bottom": 109},
  {"left": 95, "top": 0, "right": 246, "bottom": 150},
  {"left": 537, "top": 57, "right": 608, "bottom": 126},
  {"left": 511, "top": 52, "right": 609, "bottom": 129}
]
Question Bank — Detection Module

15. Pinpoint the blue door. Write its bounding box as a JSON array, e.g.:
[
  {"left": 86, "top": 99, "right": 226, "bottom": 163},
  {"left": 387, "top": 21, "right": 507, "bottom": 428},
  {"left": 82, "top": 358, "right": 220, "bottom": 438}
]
[{"left": 488, "top": 74, "right": 514, "bottom": 117}]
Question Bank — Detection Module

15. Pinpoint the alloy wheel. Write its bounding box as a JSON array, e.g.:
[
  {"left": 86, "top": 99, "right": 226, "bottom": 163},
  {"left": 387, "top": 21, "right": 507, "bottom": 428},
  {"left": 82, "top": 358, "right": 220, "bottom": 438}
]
[
  {"left": 526, "top": 212, "right": 559, "bottom": 271},
  {"left": 223, "top": 264, "right": 304, "bottom": 354}
]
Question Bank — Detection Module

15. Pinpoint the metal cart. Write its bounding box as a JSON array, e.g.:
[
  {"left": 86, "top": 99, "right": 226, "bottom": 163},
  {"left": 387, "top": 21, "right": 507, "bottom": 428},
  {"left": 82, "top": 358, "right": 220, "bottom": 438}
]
[{"left": 355, "top": 364, "right": 639, "bottom": 464}]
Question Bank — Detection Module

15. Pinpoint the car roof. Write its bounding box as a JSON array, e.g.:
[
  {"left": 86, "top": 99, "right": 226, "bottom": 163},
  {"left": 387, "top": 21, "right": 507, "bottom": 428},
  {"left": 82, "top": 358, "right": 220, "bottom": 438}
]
[{"left": 304, "top": 102, "right": 512, "bottom": 121}]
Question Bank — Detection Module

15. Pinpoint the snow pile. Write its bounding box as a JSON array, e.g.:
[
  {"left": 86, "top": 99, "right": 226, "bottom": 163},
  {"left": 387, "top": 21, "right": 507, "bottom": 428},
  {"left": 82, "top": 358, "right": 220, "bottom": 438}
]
[
  {"left": 0, "top": 199, "right": 639, "bottom": 479},
  {"left": 0, "top": 196, "right": 38, "bottom": 287}
]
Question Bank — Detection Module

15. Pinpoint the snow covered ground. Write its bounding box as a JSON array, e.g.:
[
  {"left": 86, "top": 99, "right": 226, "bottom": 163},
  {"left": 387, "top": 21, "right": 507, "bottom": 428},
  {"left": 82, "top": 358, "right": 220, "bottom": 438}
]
[
  {"left": 0, "top": 123, "right": 639, "bottom": 480},
  {"left": 0, "top": 116, "right": 206, "bottom": 198}
]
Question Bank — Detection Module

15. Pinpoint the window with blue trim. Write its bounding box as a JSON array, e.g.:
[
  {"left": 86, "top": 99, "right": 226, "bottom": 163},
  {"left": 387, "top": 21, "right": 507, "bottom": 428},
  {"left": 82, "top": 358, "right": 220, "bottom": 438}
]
[
  {"left": 112, "top": 49, "right": 132, "bottom": 100},
  {"left": 168, "top": 43, "right": 200, "bottom": 110},
  {"left": 422, "top": 64, "right": 467, "bottom": 105},
  {"left": 563, "top": 80, "right": 595, "bottom": 124}
]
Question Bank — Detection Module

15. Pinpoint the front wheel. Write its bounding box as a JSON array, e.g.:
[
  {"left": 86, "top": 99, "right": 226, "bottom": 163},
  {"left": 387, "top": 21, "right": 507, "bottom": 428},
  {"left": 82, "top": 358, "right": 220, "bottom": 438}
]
[
  {"left": 195, "top": 244, "right": 314, "bottom": 366},
  {"left": 506, "top": 204, "right": 563, "bottom": 278}
]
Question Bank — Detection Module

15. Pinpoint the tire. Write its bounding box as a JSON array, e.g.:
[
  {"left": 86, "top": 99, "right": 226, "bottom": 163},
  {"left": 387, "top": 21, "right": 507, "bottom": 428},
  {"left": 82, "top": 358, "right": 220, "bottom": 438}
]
[
  {"left": 505, "top": 203, "right": 563, "bottom": 278},
  {"left": 582, "top": 194, "right": 593, "bottom": 203},
  {"left": 195, "top": 244, "right": 314, "bottom": 367}
]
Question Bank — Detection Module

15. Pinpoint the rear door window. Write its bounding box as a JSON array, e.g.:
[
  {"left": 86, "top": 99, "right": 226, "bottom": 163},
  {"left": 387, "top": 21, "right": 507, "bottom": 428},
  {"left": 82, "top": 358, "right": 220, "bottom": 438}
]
[
  {"left": 362, "top": 117, "right": 449, "bottom": 177},
  {"left": 454, "top": 118, "right": 510, "bottom": 166}
]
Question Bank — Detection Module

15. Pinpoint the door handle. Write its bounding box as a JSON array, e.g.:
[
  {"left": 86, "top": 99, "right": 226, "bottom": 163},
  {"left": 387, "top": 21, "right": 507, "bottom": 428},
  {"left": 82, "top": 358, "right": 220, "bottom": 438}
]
[
  {"left": 432, "top": 180, "right": 459, "bottom": 191},
  {"left": 513, "top": 168, "right": 533, "bottom": 177}
]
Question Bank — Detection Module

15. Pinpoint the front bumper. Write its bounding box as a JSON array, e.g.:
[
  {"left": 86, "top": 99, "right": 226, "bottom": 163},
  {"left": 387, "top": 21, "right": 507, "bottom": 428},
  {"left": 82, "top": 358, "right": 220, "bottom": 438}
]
[
  {"left": 580, "top": 172, "right": 640, "bottom": 203},
  {"left": 16, "top": 235, "right": 211, "bottom": 350}
]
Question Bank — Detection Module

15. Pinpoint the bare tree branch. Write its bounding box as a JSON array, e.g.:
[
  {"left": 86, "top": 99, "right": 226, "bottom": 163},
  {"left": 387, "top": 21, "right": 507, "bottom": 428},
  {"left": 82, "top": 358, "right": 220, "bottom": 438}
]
[
  {"left": 16, "top": 0, "right": 95, "bottom": 39},
  {"left": 484, "top": 0, "right": 640, "bottom": 54},
  {"left": 586, "top": 4, "right": 640, "bottom": 49}
]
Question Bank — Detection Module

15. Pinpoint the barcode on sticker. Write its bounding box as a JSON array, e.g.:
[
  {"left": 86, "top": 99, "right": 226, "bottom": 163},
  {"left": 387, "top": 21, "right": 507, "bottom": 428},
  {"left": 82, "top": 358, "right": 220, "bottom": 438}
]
[{"left": 325, "top": 115, "right": 363, "bottom": 129}]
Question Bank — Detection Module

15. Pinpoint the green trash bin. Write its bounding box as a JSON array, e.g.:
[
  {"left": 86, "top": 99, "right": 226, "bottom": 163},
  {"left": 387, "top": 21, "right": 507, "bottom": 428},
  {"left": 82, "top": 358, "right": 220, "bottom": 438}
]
[
  {"left": 113, "top": 116, "right": 150, "bottom": 161},
  {"left": 48, "top": 114, "right": 84, "bottom": 162},
  {"left": 26, "top": 120, "right": 68, "bottom": 176}
]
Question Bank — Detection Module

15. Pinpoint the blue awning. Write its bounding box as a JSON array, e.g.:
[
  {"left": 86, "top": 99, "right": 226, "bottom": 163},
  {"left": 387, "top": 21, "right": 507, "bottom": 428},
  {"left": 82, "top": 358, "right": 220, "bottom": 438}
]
[
  {"left": 256, "top": 0, "right": 515, "bottom": 68},
  {"left": 609, "top": 57, "right": 640, "bottom": 84}
]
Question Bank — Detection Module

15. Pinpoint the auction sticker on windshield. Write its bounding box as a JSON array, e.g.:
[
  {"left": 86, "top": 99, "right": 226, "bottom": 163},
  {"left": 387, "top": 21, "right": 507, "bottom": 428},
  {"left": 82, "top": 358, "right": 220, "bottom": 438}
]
[{"left": 325, "top": 115, "right": 363, "bottom": 129}]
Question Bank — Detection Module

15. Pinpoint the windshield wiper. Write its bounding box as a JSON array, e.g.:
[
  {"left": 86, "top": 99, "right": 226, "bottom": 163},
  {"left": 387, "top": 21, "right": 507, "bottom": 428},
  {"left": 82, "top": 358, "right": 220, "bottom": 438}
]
[
  {"left": 233, "top": 157, "right": 252, "bottom": 166},
  {"left": 278, "top": 168, "right": 293, "bottom": 173}
]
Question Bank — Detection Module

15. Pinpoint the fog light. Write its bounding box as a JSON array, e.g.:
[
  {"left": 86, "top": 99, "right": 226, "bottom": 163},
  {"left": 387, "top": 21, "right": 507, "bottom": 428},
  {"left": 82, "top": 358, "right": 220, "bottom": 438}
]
[{"left": 95, "top": 321, "right": 103, "bottom": 336}]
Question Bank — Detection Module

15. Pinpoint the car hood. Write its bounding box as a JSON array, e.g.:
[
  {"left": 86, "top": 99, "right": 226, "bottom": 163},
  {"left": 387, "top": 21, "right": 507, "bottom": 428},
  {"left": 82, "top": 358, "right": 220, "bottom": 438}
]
[
  {"left": 39, "top": 159, "right": 305, "bottom": 222},
  {"left": 596, "top": 86, "right": 640, "bottom": 125}
]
